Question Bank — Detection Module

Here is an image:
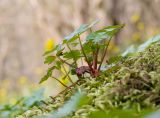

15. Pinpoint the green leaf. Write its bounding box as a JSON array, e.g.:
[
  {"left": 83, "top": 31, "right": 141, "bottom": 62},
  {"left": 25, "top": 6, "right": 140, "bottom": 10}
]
[
  {"left": 43, "top": 44, "right": 59, "bottom": 56},
  {"left": 63, "top": 36, "right": 78, "bottom": 44},
  {"left": 64, "top": 20, "right": 99, "bottom": 42},
  {"left": 86, "top": 24, "right": 124, "bottom": 43},
  {"left": 23, "top": 88, "right": 44, "bottom": 107},
  {"left": 70, "top": 42, "right": 79, "bottom": 46},
  {"left": 71, "top": 68, "right": 76, "bottom": 75},
  {"left": 55, "top": 44, "right": 65, "bottom": 56},
  {"left": 88, "top": 56, "right": 93, "bottom": 63},
  {"left": 39, "top": 67, "right": 55, "bottom": 84},
  {"left": 82, "top": 41, "right": 94, "bottom": 54},
  {"left": 63, "top": 50, "right": 81, "bottom": 60},
  {"left": 43, "top": 48, "right": 55, "bottom": 56},
  {"left": 44, "top": 56, "right": 56, "bottom": 64},
  {"left": 55, "top": 61, "right": 62, "bottom": 70}
]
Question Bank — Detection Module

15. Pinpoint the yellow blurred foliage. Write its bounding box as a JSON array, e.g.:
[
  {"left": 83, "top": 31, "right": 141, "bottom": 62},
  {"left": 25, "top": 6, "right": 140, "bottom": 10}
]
[
  {"left": 130, "top": 14, "right": 140, "bottom": 23},
  {"left": 9, "top": 97, "right": 17, "bottom": 105},
  {"left": 132, "top": 32, "right": 141, "bottom": 42},
  {"left": 151, "top": 29, "right": 160, "bottom": 36},
  {"left": 108, "top": 41, "right": 120, "bottom": 53},
  {"left": 59, "top": 66, "right": 70, "bottom": 87},
  {"left": 44, "top": 38, "right": 55, "bottom": 51},
  {"left": 30, "top": 83, "right": 38, "bottom": 90},
  {"left": 18, "top": 76, "right": 28, "bottom": 85},
  {"left": 60, "top": 76, "right": 70, "bottom": 86},
  {"left": 35, "top": 67, "right": 44, "bottom": 75},
  {"left": 2, "top": 79, "right": 10, "bottom": 88},
  {"left": 137, "top": 22, "right": 145, "bottom": 31},
  {"left": 0, "top": 88, "right": 7, "bottom": 102}
]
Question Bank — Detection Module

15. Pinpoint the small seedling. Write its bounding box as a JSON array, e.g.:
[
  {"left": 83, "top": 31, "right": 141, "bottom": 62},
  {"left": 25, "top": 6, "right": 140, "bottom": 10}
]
[{"left": 39, "top": 20, "right": 124, "bottom": 88}]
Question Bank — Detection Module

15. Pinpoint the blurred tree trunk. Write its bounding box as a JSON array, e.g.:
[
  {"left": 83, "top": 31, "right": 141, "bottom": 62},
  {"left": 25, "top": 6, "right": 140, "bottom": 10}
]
[{"left": 0, "top": 0, "right": 160, "bottom": 83}]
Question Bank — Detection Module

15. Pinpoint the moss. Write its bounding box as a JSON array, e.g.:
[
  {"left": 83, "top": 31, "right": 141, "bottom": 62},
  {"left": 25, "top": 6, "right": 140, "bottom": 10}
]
[{"left": 17, "top": 42, "right": 160, "bottom": 118}]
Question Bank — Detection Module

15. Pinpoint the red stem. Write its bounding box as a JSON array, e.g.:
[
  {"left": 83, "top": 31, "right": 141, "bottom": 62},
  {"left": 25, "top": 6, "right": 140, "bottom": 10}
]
[{"left": 93, "top": 44, "right": 99, "bottom": 70}]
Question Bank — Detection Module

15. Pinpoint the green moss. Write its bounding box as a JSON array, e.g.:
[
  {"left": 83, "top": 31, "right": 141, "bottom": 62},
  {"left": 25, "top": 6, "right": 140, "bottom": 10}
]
[{"left": 17, "top": 42, "right": 160, "bottom": 118}]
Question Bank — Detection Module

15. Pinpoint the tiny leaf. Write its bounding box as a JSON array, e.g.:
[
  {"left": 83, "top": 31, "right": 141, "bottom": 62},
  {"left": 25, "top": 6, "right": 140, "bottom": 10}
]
[
  {"left": 44, "top": 56, "right": 56, "bottom": 64},
  {"left": 39, "top": 67, "right": 55, "bottom": 84},
  {"left": 63, "top": 50, "right": 81, "bottom": 60},
  {"left": 82, "top": 41, "right": 93, "bottom": 54},
  {"left": 86, "top": 24, "right": 124, "bottom": 43},
  {"left": 23, "top": 88, "right": 44, "bottom": 107},
  {"left": 64, "top": 20, "right": 99, "bottom": 42},
  {"left": 55, "top": 44, "right": 65, "bottom": 56},
  {"left": 55, "top": 61, "right": 62, "bottom": 70}
]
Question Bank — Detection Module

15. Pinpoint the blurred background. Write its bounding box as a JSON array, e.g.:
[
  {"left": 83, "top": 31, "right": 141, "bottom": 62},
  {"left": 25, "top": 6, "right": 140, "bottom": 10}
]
[{"left": 0, "top": 0, "right": 160, "bottom": 105}]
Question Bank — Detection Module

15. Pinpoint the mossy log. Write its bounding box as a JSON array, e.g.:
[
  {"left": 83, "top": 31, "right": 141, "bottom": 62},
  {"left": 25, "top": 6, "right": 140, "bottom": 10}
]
[{"left": 17, "top": 42, "right": 160, "bottom": 118}]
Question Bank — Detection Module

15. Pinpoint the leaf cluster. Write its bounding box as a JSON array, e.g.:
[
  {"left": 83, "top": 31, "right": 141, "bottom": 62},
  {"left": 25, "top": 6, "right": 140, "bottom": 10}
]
[{"left": 40, "top": 20, "right": 124, "bottom": 87}]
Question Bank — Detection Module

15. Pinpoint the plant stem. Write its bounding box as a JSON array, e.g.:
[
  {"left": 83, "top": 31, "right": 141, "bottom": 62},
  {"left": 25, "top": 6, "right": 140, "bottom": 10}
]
[
  {"left": 91, "top": 26, "right": 99, "bottom": 70},
  {"left": 51, "top": 76, "right": 68, "bottom": 88},
  {"left": 61, "top": 64, "right": 74, "bottom": 84},
  {"left": 89, "top": 28, "right": 93, "bottom": 33},
  {"left": 66, "top": 43, "right": 78, "bottom": 67},
  {"left": 98, "top": 37, "right": 112, "bottom": 71},
  {"left": 50, "top": 80, "right": 84, "bottom": 101},
  {"left": 80, "top": 57, "right": 83, "bottom": 66},
  {"left": 41, "top": 100, "right": 49, "bottom": 105},
  {"left": 78, "top": 35, "right": 93, "bottom": 72},
  {"left": 93, "top": 44, "right": 99, "bottom": 69},
  {"left": 57, "top": 56, "right": 75, "bottom": 68},
  {"left": 57, "top": 56, "right": 74, "bottom": 84}
]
